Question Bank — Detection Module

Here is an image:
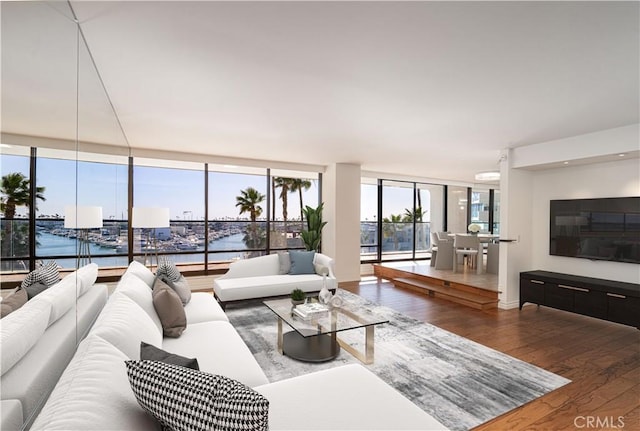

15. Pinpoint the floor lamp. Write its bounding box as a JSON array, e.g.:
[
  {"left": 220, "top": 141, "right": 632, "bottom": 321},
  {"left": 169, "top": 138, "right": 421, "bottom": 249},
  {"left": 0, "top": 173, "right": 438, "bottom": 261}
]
[
  {"left": 132, "top": 207, "right": 170, "bottom": 269},
  {"left": 64, "top": 206, "right": 103, "bottom": 267}
]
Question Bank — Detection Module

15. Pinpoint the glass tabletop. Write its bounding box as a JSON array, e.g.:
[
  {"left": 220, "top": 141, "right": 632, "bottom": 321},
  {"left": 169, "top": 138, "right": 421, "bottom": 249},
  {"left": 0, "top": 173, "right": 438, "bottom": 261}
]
[{"left": 263, "top": 291, "right": 389, "bottom": 338}]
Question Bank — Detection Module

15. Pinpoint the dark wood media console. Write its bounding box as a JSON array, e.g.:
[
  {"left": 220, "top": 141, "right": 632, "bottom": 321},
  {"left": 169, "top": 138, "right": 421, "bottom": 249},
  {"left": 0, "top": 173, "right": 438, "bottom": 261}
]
[{"left": 520, "top": 270, "right": 640, "bottom": 328}]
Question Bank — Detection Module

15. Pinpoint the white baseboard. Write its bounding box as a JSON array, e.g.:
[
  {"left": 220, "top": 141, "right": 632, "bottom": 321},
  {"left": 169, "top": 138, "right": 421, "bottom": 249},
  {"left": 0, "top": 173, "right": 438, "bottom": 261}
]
[{"left": 498, "top": 299, "right": 520, "bottom": 310}]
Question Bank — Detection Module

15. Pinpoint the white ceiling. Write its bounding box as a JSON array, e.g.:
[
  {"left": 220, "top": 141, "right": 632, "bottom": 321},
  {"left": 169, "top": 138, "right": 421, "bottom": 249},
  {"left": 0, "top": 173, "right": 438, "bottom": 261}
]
[{"left": 2, "top": 1, "right": 639, "bottom": 183}]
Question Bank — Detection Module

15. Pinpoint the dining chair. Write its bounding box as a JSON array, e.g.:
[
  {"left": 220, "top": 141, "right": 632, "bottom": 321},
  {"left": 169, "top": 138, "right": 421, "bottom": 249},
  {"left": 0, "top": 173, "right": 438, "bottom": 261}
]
[
  {"left": 430, "top": 232, "right": 439, "bottom": 267},
  {"left": 452, "top": 234, "right": 482, "bottom": 274},
  {"left": 436, "top": 231, "right": 451, "bottom": 242},
  {"left": 434, "top": 240, "right": 453, "bottom": 270}
]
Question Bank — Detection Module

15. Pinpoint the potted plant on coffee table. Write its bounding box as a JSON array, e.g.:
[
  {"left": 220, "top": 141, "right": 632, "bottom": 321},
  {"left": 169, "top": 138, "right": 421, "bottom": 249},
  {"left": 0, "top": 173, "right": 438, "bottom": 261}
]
[{"left": 291, "top": 288, "right": 305, "bottom": 306}]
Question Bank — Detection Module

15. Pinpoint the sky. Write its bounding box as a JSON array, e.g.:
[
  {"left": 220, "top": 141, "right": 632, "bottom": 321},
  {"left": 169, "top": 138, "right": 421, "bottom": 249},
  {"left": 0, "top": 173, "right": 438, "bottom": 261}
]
[{"left": 1, "top": 154, "right": 321, "bottom": 220}]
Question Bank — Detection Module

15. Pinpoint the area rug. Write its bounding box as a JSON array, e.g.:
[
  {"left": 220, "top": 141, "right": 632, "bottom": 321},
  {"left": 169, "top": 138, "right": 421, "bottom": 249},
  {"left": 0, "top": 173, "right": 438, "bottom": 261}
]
[{"left": 226, "top": 291, "right": 570, "bottom": 431}]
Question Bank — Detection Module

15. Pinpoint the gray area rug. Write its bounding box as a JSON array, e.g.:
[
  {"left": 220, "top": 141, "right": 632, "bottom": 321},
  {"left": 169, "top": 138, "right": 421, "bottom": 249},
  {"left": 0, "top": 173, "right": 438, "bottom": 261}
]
[{"left": 226, "top": 290, "right": 570, "bottom": 431}]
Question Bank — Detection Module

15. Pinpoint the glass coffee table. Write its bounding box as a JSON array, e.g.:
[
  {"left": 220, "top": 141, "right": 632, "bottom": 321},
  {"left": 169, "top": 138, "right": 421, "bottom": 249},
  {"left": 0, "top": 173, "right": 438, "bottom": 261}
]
[{"left": 263, "top": 294, "right": 389, "bottom": 364}]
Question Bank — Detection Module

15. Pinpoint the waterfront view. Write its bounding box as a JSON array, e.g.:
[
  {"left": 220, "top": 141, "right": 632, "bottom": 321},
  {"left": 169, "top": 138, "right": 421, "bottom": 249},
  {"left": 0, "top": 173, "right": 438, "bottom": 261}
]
[{"left": 2, "top": 148, "right": 499, "bottom": 273}]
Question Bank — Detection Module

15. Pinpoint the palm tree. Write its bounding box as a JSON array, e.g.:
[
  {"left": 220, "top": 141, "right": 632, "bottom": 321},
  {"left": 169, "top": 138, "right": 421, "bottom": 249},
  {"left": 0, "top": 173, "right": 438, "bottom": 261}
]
[
  {"left": 403, "top": 206, "right": 427, "bottom": 250},
  {"left": 273, "top": 177, "right": 294, "bottom": 222},
  {"left": 235, "top": 187, "right": 265, "bottom": 251},
  {"left": 1, "top": 172, "right": 46, "bottom": 258},
  {"left": 235, "top": 187, "right": 265, "bottom": 223},
  {"left": 382, "top": 214, "right": 403, "bottom": 251},
  {"left": 290, "top": 178, "right": 312, "bottom": 222}
]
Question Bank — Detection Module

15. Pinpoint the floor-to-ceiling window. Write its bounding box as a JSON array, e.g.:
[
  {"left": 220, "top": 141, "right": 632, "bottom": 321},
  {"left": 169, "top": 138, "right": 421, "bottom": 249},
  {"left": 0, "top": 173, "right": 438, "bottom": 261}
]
[
  {"left": 360, "top": 178, "right": 379, "bottom": 262},
  {"left": 381, "top": 180, "right": 414, "bottom": 260},
  {"left": 208, "top": 166, "right": 267, "bottom": 261},
  {"left": 0, "top": 145, "right": 322, "bottom": 276},
  {"left": 0, "top": 147, "right": 31, "bottom": 272},
  {"left": 270, "top": 169, "right": 319, "bottom": 252},
  {"left": 360, "top": 177, "right": 496, "bottom": 263},
  {"left": 134, "top": 158, "right": 205, "bottom": 266},
  {"left": 36, "top": 148, "right": 128, "bottom": 269},
  {"left": 470, "top": 189, "right": 491, "bottom": 233}
]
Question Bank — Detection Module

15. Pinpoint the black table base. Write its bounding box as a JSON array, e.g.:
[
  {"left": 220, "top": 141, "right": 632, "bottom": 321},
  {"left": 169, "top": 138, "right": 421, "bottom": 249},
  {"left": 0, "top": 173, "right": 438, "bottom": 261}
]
[{"left": 282, "top": 331, "right": 340, "bottom": 362}]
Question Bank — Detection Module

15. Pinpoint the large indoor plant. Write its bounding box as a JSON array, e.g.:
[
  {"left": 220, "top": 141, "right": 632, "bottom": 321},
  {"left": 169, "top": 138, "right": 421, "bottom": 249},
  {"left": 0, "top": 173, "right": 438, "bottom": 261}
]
[{"left": 301, "top": 203, "right": 327, "bottom": 252}]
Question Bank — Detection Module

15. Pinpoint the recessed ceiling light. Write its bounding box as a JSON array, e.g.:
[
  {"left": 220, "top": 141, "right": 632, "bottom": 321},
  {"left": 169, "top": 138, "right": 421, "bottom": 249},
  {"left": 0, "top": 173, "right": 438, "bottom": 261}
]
[
  {"left": 474, "top": 171, "right": 500, "bottom": 181},
  {"left": 618, "top": 153, "right": 626, "bottom": 157},
  {"left": 563, "top": 161, "right": 570, "bottom": 165}
]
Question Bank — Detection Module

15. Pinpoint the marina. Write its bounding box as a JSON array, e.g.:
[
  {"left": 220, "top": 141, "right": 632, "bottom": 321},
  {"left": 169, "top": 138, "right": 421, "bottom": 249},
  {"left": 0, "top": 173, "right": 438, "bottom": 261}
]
[{"left": 34, "top": 223, "right": 252, "bottom": 268}]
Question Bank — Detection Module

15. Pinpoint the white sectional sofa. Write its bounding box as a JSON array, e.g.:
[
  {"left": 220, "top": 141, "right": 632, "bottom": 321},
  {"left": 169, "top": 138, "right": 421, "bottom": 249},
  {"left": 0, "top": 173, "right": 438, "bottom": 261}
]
[
  {"left": 214, "top": 252, "right": 337, "bottom": 309},
  {"left": 1, "top": 263, "right": 108, "bottom": 431},
  {"left": 31, "top": 260, "right": 449, "bottom": 430}
]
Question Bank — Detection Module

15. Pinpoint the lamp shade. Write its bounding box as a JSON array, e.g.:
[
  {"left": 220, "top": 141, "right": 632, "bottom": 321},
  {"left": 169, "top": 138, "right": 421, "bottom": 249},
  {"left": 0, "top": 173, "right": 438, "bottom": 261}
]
[
  {"left": 64, "top": 206, "right": 103, "bottom": 229},
  {"left": 132, "top": 207, "right": 170, "bottom": 228}
]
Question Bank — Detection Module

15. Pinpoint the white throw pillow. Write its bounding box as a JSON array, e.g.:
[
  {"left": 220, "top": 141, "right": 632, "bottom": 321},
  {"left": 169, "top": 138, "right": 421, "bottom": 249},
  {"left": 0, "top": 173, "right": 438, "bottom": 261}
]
[
  {"left": 76, "top": 263, "right": 99, "bottom": 296},
  {"left": 124, "top": 260, "right": 155, "bottom": 288},
  {"left": 116, "top": 273, "right": 163, "bottom": 333},
  {"left": 33, "top": 273, "right": 78, "bottom": 326},
  {"left": 90, "top": 294, "right": 162, "bottom": 359}
]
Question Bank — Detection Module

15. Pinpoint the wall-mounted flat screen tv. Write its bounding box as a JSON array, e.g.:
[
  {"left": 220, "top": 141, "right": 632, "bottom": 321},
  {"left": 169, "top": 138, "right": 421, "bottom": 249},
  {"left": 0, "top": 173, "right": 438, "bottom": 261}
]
[{"left": 550, "top": 197, "right": 640, "bottom": 264}]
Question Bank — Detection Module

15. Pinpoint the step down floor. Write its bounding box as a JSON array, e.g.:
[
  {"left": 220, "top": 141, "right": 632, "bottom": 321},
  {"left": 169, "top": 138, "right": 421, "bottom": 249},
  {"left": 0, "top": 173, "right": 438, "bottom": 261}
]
[{"left": 393, "top": 277, "right": 499, "bottom": 310}]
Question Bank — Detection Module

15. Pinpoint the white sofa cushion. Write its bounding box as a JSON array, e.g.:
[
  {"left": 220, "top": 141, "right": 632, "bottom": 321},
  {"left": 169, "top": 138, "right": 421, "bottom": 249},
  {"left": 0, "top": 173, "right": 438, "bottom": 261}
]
[
  {"left": 214, "top": 274, "right": 336, "bottom": 302},
  {"left": 116, "top": 272, "right": 163, "bottom": 332},
  {"left": 184, "top": 292, "right": 228, "bottom": 323},
  {"left": 30, "top": 335, "right": 160, "bottom": 431},
  {"left": 1, "top": 400, "right": 23, "bottom": 431},
  {"left": 33, "top": 273, "right": 78, "bottom": 327},
  {"left": 124, "top": 260, "right": 156, "bottom": 287},
  {"left": 255, "top": 364, "right": 449, "bottom": 430},
  {"left": 1, "top": 299, "right": 51, "bottom": 375},
  {"left": 90, "top": 294, "right": 162, "bottom": 359},
  {"left": 76, "top": 263, "right": 99, "bottom": 296},
  {"left": 161, "top": 321, "right": 269, "bottom": 388}
]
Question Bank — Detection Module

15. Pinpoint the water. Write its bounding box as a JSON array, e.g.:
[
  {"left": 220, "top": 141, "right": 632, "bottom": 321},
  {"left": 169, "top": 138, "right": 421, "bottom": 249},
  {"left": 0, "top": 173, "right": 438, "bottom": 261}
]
[{"left": 35, "top": 232, "right": 247, "bottom": 269}]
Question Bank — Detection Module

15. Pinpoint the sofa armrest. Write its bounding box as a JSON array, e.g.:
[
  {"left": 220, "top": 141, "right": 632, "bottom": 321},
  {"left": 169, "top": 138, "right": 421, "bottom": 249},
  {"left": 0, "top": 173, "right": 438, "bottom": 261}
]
[
  {"left": 313, "top": 253, "right": 337, "bottom": 279},
  {"left": 220, "top": 254, "right": 280, "bottom": 279}
]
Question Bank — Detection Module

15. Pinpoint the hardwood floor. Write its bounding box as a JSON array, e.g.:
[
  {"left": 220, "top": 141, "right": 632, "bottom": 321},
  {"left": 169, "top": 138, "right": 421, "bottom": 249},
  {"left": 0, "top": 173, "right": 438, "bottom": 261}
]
[{"left": 341, "top": 277, "right": 640, "bottom": 431}]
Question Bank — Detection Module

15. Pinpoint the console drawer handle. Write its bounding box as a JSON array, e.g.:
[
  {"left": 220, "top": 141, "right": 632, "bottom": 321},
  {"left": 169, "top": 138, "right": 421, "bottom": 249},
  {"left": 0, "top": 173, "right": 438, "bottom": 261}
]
[
  {"left": 607, "top": 293, "right": 626, "bottom": 299},
  {"left": 530, "top": 280, "right": 544, "bottom": 285},
  {"left": 558, "top": 284, "right": 589, "bottom": 292}
]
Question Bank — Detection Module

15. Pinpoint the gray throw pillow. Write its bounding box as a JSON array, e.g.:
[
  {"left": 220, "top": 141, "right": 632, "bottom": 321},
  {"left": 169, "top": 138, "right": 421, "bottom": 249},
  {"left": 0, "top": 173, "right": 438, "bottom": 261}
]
[
  {"left": 140, "top": 341, "right": 199, "bottom": 370},
  {"left": 288, "top": 250, "right": 316, "bottom": 275},
  {"left": 164, "top": 275, "right": 191, "bottom": 305},
  {"left": 24, "top": 281, "right": 49, "bottom": 300},
  {"left": 152, "top": 278, "right": 187, "bottom": 338},
  {"left": 277, "top": 251, "right": 291, "bottom": 275},
  {"left": 1, "top": 288, "right": 28, "bottom": 318}
]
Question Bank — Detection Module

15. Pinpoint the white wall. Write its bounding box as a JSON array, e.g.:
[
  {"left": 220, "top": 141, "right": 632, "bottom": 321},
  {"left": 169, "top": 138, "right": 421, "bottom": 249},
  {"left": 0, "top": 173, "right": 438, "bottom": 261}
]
[{"left": 531, "top": 157, "right": 640, "bottom": 283}]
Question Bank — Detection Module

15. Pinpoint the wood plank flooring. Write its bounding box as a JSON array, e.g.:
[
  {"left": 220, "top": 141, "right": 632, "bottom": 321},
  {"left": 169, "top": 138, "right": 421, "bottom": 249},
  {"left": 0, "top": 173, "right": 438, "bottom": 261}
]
[{"left": 341, "top": 277, "right": 640, "bottom": 431}]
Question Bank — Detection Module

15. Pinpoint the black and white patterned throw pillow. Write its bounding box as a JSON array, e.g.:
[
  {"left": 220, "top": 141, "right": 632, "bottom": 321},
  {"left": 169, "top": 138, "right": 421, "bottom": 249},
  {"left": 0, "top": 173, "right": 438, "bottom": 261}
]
[
  {"left": 20, "top": 260, "right": 60, "bottom": 289},
  {"left": 125, "top": 360, "right": 269, "bottom": 431},
  {"left": 156, "top": 257, "right": 181, "bottom": 282}
]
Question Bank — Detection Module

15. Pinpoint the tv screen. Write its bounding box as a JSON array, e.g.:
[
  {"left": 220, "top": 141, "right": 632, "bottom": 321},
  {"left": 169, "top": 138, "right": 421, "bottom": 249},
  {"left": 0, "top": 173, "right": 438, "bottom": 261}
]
[{"left": 550, "top": 197, "right": 640, "bottom": 264}]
